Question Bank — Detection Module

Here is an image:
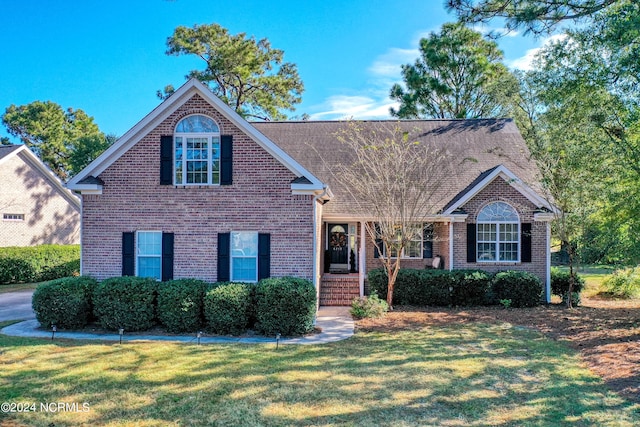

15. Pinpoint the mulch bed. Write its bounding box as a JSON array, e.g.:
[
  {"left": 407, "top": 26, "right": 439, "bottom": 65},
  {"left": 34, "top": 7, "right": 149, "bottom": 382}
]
[{"left": 356, "top": 296, "right": 640, "bottom": 403}]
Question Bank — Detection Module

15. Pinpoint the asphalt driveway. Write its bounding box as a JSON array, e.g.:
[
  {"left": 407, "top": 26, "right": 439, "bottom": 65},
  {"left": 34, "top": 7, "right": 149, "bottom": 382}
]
[{"left": 0, "top": 290, "right": 35, "bottom": 321}]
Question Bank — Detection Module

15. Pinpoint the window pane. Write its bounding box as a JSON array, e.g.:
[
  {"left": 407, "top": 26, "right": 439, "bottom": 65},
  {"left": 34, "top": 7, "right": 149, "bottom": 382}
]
[
  {"left": 477, "top": 223, "right": 496, "bottom": 241},
  {"left": 500, "top": 243, "right": 519, "bottom": 261},
  {"left": 176, "top": 115, "right": 219, "bottom": 133},
  {"left": 138, "top": 232, "right": 161, "bottom": 256},
  {"left": 477, "top": 243, "right": 496, "bottom": 261},
  {"left": 500, "top": 223, "right": 519, "bottom": 242},
  {"left": 405, "top": 240, "right": 421, "bottom": 258},
  {"left": 232, "top": 258, "right": 257, "bottom": 282},
  {"left": 138, "top": 257, "right": 161, "bottom": 280},
  {"left": 231, "top": 232, "right": 258, "bottom": 256},
  {"left": 477, "top": 202, "right": 519, "bottom": 222}
]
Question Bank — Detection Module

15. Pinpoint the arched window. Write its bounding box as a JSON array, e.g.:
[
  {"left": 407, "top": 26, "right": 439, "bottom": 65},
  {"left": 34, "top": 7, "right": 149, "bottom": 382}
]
[
  {"left": 476, "top": 201, "right": 520, "bottom": 262},
  {"left": 174, "top": 115, "right": 221, "bottom": 185}
]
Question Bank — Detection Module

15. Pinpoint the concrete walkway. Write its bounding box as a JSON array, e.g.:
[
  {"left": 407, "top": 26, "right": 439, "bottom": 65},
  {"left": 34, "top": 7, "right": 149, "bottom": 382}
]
[
  {"left": 0, "top": 306, "right": 354, "bottom": 345},
  {"left": 0, "top": 290, "right": 36, "bottom": 321}
]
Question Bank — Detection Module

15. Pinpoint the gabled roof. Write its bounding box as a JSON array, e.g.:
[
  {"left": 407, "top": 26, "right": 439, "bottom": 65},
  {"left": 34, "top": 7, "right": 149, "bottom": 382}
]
[
  {"left": 67, "top": 78, "right": 326, "bottom": 194},
  {"left": 0, "top": 144, "right": 80, "bottom": 210},
  {"left": 441, "top": 164, "right": 556, "bottom": 214},
  {"left": 253, "top": 119, "right": 550, "bottom": 217}
]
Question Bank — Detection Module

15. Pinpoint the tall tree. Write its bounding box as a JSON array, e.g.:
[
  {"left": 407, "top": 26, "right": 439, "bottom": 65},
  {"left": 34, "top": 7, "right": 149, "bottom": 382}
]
[
  {"left": 162, "top": 23, "right": 304, "bottom": 121},
  {"left": 447, "top": 0, "right": 621, "bottom": 35},
  {"left": 329, "top": 122, "right": 454, "bottom": 307},
  {"left": 390, "top": 22, "right": 518, "bottom": 119},
  {"left": 2, "top": 101, "right": 106, "bottom": 179}
]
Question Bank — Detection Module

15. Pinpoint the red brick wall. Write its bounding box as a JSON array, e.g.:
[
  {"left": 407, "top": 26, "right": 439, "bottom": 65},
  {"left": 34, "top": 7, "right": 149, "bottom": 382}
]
[
  {"left": 81, "top": 94, "right": 315, "bottom": 281},
  {"left": 452, "top": 177, "right": 547, "bottom": 283}
]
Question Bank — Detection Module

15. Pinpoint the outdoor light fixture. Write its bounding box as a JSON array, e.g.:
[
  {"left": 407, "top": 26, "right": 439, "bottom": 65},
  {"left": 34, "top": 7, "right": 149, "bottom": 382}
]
[
  {"left": 51, "top": 324, "right": 57, "bottom": 340},
  {"left": 118, "top": 328, "right": 124, "bottom": 344},
  {"left": 276, "top": 333, "right": 281, "bottom": 350},
  {"left": 197, "top": 331, "right": 202, "bottom": 345}
]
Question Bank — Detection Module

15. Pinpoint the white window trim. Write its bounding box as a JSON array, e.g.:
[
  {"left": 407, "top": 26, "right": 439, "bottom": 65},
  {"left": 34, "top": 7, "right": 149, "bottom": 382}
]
[
  {"left": 174, "top": 115, "right": 221, "bottom": 186},
  {"left": 476, "top": 202, "right": 520, "bottom": 263},
  {"left": 383, "top": 223, "right": 431, "bottom": 260},
  {"left": 136, "top": 230, "right": 162, "bottom": 280},
  {"left": 230, "top": 231, "right": 259, "bottom": 283}
]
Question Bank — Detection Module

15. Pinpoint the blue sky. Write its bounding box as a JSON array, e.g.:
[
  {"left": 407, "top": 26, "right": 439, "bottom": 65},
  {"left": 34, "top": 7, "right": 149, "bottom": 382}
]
[{"left": 0, "top": 0, "right": 550, "bottom": 142}]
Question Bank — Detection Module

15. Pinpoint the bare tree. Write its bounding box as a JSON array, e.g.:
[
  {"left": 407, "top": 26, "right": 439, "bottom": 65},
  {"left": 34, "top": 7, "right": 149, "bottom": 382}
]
[{"left": 328, "top": 121, "right": 454, "bottom": 307}]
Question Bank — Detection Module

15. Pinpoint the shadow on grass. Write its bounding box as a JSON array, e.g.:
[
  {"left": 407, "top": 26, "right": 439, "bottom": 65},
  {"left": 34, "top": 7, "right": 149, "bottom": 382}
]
[{"left": 1, "top": 323, "right": 639, "bottom": 426}]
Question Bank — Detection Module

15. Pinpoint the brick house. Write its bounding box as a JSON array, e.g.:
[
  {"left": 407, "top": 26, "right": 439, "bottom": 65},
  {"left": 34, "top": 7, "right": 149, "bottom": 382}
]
[
  {"left": 67, "top": 79, "right": 555, "bottom": 305},
  {"left": 0, "top": 144, "right": 80, "bottom": 247}
]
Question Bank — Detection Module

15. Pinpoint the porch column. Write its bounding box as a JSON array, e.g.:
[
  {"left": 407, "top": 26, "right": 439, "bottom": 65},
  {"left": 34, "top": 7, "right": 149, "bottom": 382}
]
[
  {"left": 449, "top": 221, "right": 454, "bottom": 271},
  {"left": 359, "top": 221, "right": 366, "bottom": 296}
]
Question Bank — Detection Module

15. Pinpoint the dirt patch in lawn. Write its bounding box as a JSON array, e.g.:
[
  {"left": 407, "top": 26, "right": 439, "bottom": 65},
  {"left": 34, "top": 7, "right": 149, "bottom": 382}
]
[{"left": 356, "top": 296, "right": 640, "bottom": 403}]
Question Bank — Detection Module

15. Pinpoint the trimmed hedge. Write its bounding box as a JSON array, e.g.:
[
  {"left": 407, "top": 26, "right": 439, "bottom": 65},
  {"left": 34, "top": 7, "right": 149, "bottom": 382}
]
[
  {"left": 93, "top": 277, "right": 157, "bottom": 331},
  {"left": 0, "top": 245, "right": 80, "bottom": 284},
  {"left": 255, "top": 277, "right": 316, "bottom": 336},
  {"left": 157, "top": 279, "right": 208, "bottom": 333},
  {"left": 32, "top": 276, "right": 97, "bottom": 329},
  {"left": 492, "top": 271, "right": 543, "bottom": 307},
  {"left": 204, "top": 282, "right": 253, "bottom": 335},
  {"left": 368, "top": 268, "right": 492, "bottom": 306}
]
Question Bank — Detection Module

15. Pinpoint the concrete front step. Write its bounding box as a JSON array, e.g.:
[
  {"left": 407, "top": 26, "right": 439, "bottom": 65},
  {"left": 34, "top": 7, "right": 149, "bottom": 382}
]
[{"left": 320, "top": 275, "right": 360, "bottom": 306}]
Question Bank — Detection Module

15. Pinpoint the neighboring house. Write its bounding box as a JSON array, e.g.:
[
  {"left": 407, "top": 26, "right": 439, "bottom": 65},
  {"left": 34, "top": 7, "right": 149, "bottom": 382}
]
[
  {"left": 67, "top": 79, "right": 556, "bottom": 305},
  {"left": 0, "top": 144, "right": 80, "bottom": 247}
]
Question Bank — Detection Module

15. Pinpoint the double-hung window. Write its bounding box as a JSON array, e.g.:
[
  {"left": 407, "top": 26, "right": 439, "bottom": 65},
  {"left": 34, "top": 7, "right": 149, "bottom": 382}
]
[
  {"left": 174, "top": 115, "right": 221, "bottom": 185},
  {"left": 476, "top": 202, "right": 520, "bottom": 262},
  {"left": 137, "top": 231, "right": 162, "bottom": 280},
  {"left": 230, "top": 232, "right": 258, "bottom": 282},
  {"left": 382, "top": 223, "right": 433, "bottom": 259}
]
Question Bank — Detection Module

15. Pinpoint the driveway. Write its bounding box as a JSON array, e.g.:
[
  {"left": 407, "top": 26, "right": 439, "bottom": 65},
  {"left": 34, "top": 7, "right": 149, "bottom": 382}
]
[{"left": 0, "top": 290, "right": 35, "bottom": 321}]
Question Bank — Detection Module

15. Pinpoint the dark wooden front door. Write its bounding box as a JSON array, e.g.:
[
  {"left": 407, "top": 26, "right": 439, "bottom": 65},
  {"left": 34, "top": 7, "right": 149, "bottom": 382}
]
[{"left": 329, "top": 224, "right": 349, "bottom": 267}]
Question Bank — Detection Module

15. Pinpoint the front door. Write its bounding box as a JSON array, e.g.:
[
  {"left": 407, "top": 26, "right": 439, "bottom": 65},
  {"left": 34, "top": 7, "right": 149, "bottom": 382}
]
[{"left": 329, "top": 224, "right": 349, "bottom": 272}]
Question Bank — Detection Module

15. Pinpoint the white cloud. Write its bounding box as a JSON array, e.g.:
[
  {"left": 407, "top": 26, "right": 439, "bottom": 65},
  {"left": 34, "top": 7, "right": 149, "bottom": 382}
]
[
  {"left": 368, "top": 47, "right": 418, "bottom": 78},
  {"left": 507, "top": 34, "right": 568, "bottom": 71},
  {"left": 308, "top": 95, "right": 399, "bottom": 120}
]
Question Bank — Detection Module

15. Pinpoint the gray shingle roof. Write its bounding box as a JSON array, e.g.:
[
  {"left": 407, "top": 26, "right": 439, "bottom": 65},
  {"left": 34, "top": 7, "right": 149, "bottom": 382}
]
[
  {"left": 0, "top": 144, "right": 22, "bottom": 161},
  {"left": 253, "top": 119, "right": 540, "bottom": 217}
]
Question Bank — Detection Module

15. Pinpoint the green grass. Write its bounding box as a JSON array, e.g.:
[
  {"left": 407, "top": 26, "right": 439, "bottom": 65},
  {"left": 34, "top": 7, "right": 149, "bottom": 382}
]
[
  {"left": 1, "top": 322, "right": 638, "bottom": 426},
  {"left": 556, "top": 264, "right": 617, "bottom": 297},
  {"left": 0, "top": 282, "right": 38, "bottom": 294}
]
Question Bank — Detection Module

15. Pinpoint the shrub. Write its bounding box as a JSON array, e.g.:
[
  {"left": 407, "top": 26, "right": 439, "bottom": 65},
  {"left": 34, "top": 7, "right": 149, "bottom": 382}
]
[
  {"left": 368, "top": 268, "right": 492, "bottom": 307},
  {"left": 0, "top": 258, "right": 35, "bottom": 284},
  {"left": 350, "top": 292, "right": 388, "bottom": 319},
  {"left": 550, "top": 267, "right": 585, "bottom": 296},
  {"left": 204, "top": 282, "right": 254, "bottom": 335},
  {"left": 32, "top": 276, "right": 97, "bottom": 329},
  {"left": 492, "top": 271, "right": 543, "bottom": 307},
  {"left": 449, "top": 270, "right": 493, "bottom": 306},
  {"left": 93, "top": 277, "right": 157, "bottom": 331},
  {"left": 602, "top": 267, "right": 640, "bottom": 299},
  {"left": 255, "top": 277, "right": 316, "bottom": 336},
  {"left": 0, "top": 245, "right": 80, "bottom": 284},
  {"left": 157, "top": 279, "right": 208, "bottom": 333}
]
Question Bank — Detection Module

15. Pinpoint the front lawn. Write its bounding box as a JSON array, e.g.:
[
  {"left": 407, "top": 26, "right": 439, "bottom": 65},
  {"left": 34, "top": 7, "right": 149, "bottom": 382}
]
[{"left": 1, "top": 319, "right": 638, "bottom": 426}]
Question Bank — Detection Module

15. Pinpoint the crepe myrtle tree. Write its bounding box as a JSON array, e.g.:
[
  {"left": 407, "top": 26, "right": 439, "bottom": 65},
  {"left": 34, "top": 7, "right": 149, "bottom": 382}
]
[{"left": 328, "top": 121, "right": 455, "bottom": 307}]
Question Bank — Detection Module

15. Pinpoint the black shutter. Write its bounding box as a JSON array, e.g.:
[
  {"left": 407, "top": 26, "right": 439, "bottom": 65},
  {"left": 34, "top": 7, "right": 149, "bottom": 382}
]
[
  {"left": 220, "top": 135, "right": 233, "bottom": 185},
  {"left": 423, "top": 223, "right": 434, "bottom": 259},
  {"left": 162, "top": 233, "right": 174, "bottom": 281},
  {"left": 122, "top": 232, "right": 135, "bottom": 276},
  {"left": 373, "top": 223, "right": 383, "bottom": 258},
  {"left": 217, "top": 233, "right": 230, "bottom": 282},
  {"left": 521, "top": 223, "right": 532, "bottom": 263},
  {"left": 258, "top": 233, "right": 271, "bottom": 280},
  {"left": 160, "top": 135, "right": 173, "bottom": 185},
  {"left": 467, "top": 223, "right": 477, "bottom": 263}
]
